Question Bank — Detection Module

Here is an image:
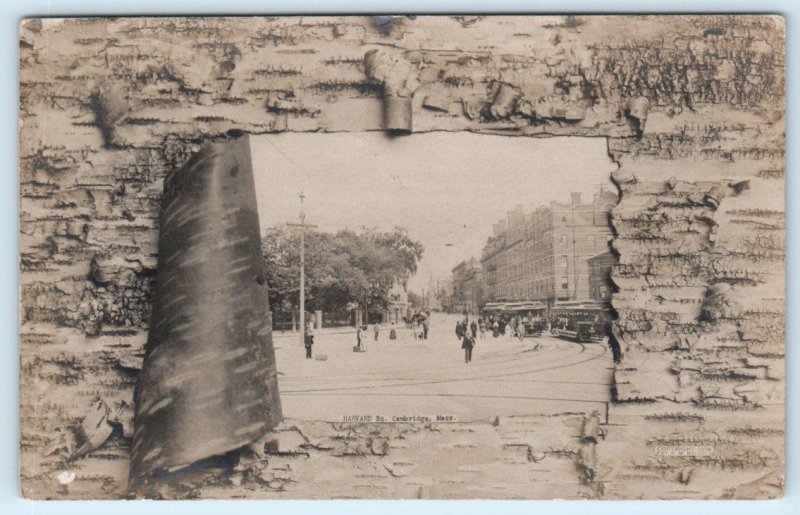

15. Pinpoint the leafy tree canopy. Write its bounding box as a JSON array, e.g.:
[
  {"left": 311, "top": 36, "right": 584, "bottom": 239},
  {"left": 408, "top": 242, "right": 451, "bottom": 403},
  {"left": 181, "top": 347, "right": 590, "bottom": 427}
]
[{"left": 262, "top": 225, "right": 424, "bottom": 316}]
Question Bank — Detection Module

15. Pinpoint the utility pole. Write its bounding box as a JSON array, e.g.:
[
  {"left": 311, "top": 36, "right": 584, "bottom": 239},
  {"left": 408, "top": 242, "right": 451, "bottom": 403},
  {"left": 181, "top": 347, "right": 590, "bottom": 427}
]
[
  {"left": 287, "top": 192, "right": 317, "bottom": 346},
  {"left": 571, "top": 193, "right": 579, "bottom": 300}
]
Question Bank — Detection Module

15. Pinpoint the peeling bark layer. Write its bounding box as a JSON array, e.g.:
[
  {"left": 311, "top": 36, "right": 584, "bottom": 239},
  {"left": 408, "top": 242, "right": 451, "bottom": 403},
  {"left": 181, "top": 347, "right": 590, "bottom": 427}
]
[{"left": 129, "top": 136, "right": 282, "bottom": 490}]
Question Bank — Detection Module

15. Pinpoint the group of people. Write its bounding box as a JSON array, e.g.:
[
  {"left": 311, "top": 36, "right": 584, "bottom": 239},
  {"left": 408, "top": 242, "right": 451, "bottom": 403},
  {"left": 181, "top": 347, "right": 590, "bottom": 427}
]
[
  {"left": 458, "top": 314, "right": 528, "bottom": 341},
  {"left": 405, "top": 310, "right": 431, "bottom": 341},
  {"left": 454, "top": 314, "right": 537, "bottom": 364},
  {"left": 454, "top": 318, "right": 478, "bottom": 363},
  {"left": 456, "top": 317, "right": 486, "bottom": 363}
]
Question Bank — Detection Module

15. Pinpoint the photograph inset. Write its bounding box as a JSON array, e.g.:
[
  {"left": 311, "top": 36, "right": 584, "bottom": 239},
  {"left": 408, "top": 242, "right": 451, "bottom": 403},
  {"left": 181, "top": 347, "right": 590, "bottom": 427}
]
[{"left": 252, "top": 133, "right": 620, "bottom": 422}]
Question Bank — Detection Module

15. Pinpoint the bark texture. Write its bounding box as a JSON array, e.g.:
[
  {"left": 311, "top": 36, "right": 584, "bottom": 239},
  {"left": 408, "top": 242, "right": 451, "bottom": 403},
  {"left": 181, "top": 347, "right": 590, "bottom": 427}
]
[
  {"left": 19, "top": 15, "right": 784, "bottom": 499},
  {"left": 129, "top": 136, "right": 282, "bottom": 491}
]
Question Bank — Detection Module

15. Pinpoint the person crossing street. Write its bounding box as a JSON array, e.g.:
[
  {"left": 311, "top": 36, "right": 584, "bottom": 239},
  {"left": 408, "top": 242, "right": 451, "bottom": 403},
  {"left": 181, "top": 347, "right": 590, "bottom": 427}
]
[{"left": 462, "top": 331, "right": 475, "bottom": 363}]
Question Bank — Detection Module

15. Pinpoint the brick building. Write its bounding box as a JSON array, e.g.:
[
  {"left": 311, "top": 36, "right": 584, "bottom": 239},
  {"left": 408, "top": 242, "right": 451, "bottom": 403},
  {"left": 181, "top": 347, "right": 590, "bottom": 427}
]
[
  {"left": 449, "top": 257, "right": 483, "bottom": 314},
  {"left": 587, "top": 250, "right": 616, "bottom": 305},
  {"left": 480, "top": 189, "right": 616, "bottom": 308}
]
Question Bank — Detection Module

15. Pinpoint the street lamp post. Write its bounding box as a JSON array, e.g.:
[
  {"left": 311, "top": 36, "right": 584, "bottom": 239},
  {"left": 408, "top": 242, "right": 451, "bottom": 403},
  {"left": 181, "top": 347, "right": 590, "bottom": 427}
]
[{"left": 287, "top": 192, "right": 317, "bottom": 346}]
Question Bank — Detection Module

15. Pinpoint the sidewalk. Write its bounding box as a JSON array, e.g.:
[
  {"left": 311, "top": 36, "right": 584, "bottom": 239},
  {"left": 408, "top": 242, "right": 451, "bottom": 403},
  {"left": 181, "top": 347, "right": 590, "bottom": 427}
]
[
  {"left": 271, "top": 323, "right": 417, "bottom": 339},
  {"left": 272, "top": 326, "right": 355, "bottom": 339}
]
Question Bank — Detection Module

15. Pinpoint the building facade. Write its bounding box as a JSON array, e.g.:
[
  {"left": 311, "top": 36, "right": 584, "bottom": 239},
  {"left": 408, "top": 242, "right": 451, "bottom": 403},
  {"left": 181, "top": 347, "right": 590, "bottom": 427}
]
[
  {"left": 587, "top": 250, "right": 615, "bottom": 305},
  {"left": 449, "top": 257, "right": 483, "bottom": 314},
  {"left": 384, "top": 282, "right": 409, "bottom": 324},
  {"left": 480, "top": 189, "right": 617, "bottom": 308}
]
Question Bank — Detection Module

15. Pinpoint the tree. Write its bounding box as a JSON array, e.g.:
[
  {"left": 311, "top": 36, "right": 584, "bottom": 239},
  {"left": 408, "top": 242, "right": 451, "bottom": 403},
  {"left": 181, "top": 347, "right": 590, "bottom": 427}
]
[{"left": 262, "top": 225, "right": 425, "bottom": 324}]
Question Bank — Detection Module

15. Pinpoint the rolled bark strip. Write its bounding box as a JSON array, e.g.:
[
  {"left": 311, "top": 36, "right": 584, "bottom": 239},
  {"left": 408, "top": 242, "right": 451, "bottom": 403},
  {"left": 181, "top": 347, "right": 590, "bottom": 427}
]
[
  {"left": 383, "top": 95, "right": 413, "bottom": 133},
  {"left": 129, "top": 135, "right": 282, "bottom": 490},
  {"left": 363, "top": 49, "right": 416, "bottom": 134}
]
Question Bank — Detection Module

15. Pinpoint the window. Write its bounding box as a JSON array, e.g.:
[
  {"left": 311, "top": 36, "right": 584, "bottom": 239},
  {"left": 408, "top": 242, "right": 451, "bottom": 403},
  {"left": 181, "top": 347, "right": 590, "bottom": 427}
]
[
  {"left": 561, "top": 277, "right": 569, "bottom": 290},
  {"left": 560, "top": 234, "right": 567, "bottom": 244},
  {"left": 560, "top": 255, "right": 568, "bottom": 268}
]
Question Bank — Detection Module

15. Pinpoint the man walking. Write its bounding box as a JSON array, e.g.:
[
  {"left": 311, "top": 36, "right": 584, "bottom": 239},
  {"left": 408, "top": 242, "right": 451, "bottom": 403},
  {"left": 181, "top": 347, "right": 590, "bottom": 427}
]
[
  {"left": 304, "top": 329, "right": 314, "bottom": 359},
  {"left": 470, "top": 319, "right": 478, "bottom": 339},
  {"left": 462, "top": 331, "right": 475, "bottom": 363}
]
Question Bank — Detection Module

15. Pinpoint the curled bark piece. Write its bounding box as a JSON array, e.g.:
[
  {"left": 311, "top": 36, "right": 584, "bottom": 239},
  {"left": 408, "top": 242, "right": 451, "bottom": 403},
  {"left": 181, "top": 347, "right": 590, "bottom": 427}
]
[
  {"left": 489, "top": 83, "right": 520, "bottom": 119},
  {"left": 626, "top": 96, "right": 650, "bottom": 122},
  {"left": 69, "top": 399, "right": 113, "bottom": 461},
  {"left": 363, "top": 49, "right": 418, "bottom": 133},
  {"left": 624, "top": 96, "right": 650, "bottom": 136},
  {"left": 129, "top": 135, "right": 282, "bottom": 491},
  {"left": 704, "top": 180, "right": 751, "bottom": 209},
  {"left": 578, "top": 442, "right": 597, "bottom": 483},
  {"left": 422, "top": 94, "right": 450, "bottom": 112},
  {"left": 581, "top": 411, "right": 600, "bottom": 444}
]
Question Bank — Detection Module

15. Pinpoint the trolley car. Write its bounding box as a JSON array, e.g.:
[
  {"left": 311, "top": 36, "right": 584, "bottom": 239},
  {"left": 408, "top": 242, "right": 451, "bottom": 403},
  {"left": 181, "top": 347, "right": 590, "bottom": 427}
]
[
  {"left": 549, "top": 301, "right": 607, "bottom": 342},
  {"left": 482, "top": 302, "right": 506, "bottom": 314},
  {"left": 507, "top": 301, "right": 548, "bottom": 336}
]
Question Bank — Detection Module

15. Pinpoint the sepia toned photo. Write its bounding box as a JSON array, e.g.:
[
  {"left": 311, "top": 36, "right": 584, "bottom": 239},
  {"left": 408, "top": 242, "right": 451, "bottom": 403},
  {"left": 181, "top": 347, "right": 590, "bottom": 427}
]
[
  {"left": 255, "top": 133, "right": 619, "bottom": 424},
  {"left": 19, "top": 15, "right": 785, "bottom": 500}
]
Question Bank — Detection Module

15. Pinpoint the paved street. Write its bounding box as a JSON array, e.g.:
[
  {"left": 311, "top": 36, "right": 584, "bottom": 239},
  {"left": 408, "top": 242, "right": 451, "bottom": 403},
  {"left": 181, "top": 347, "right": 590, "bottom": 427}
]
[{"left": 274, "top": 313, "right": 612, "bottom": 422}]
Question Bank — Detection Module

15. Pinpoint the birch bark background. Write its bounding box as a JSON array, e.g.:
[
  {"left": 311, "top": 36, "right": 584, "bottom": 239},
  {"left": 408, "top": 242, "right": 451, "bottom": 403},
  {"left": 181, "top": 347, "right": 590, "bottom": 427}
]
[{"left": 18, "top": 15, "right": 785, "bottom": 499}]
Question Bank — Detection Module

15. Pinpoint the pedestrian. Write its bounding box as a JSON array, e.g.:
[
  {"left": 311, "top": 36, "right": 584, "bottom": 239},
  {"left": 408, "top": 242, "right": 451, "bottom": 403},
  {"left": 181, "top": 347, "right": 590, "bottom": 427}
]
[
  {"left": 356, "top": 325, "right": 365, "bottom": 352},
  {"left": 606, "top": 319, "right": 622, "bottom": 363},
  {"left": 389, "top": 322, "right": 397, "bottom": 340},
  {"left": 462, "top": 331, "right": 475, "bottom": 363},
  {"left": 374, "top": 323, "right": 380, "bottom": 342},
  {"left": 517, "top": 318, "right": 525, "bottom": 342},
  {"left": 492, "top": 320, "right": 499, "bottom": 338},
  {"left": 304, "top": 329, "right": 314, "bottom": 359},
  {"left": 455, "top": 319, "right": 464, "bottom": 341},
  {"left": 479, "top": 319, "right": 487, "bottom": 339},
  {"left": 470, "top": 320, "right": 478, "bottom": 339},
  {"left": 412, "top": 321, "right": 420, "bottom": 340},
  {"left": 422, "top": 319, "right": 429, "bottom": 340}
]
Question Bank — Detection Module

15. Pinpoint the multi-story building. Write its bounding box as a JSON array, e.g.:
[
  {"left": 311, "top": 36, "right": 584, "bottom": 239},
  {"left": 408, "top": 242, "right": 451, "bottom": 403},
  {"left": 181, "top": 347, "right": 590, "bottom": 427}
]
[
  {"left": 480, "top": 189, "right": 617, "bottom": 308},
  {"left": 587, "top": 250, "right": 615, "bottom": 305},
  {"left": 433, "top": 277, "right": 451, "bottom": 312},
  {"left": 449, "top": 257, "right": 483, "bottom": 314}
]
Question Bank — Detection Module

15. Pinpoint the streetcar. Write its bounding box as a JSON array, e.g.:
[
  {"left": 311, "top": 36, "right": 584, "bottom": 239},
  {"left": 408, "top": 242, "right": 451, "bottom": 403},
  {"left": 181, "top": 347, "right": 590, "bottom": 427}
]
[
  {"left": 549, "top": 301, "right": 607, "bottom": 342},
  {"left": 482, "top": 302, "right": 507, "bottom": 314},
  {"left": 507, "top": 301, "right": 548, "bottom": 336}
]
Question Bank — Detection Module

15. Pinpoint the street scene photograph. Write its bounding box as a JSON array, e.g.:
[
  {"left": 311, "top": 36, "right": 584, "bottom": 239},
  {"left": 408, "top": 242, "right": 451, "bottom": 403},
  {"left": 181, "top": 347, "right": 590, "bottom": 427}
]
[{"left": 252, "top": 132, "right": 620, "bottom": 422}]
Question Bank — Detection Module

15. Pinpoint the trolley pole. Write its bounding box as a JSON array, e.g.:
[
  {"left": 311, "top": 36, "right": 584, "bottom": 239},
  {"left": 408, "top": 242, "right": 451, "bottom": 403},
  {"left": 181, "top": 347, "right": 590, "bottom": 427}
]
[{"left": 287, "top": 192, "right": 317, "bottom": 346}]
